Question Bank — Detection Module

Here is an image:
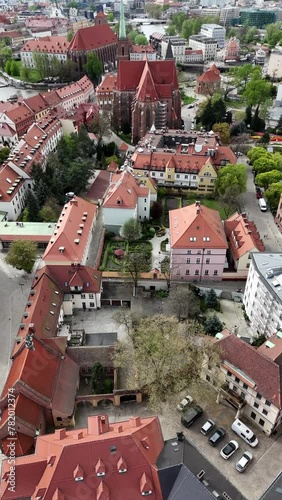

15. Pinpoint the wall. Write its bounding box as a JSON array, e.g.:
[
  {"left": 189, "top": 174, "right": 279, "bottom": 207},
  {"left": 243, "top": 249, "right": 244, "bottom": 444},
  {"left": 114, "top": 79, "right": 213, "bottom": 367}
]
[
  {"left": 103, "top": 206, "right": 136, "bottom": 233},
  {"left": 171, "top": 247, "right": 226, "bottom": 280}
]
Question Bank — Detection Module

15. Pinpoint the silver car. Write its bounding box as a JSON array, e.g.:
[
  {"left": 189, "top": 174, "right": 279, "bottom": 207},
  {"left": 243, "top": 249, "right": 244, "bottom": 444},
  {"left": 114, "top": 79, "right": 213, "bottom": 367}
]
[
  {"left": 177, "top": 395, "right": 193, "bottom": 412},
  {"left": 201, "top": 419, "right": 215, "bottom": 436},
  {"left": 235, "top": 451, "right": 253, "bottom": 472}
]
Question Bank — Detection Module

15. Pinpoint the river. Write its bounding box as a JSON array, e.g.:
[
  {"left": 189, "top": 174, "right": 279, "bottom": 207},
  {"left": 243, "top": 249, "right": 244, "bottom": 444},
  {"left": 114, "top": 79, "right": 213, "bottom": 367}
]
[{"left": 0, "top": 24, "right": 167, "bottom": 99}]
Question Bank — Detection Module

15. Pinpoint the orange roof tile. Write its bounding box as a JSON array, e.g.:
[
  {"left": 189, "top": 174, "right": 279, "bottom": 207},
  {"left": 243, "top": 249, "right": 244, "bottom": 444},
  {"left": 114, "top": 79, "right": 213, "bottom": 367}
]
[
  {"left": 43, "top": 196, "right": 97, "bottom": 265},
  {"left": 170, "top": 204, "right": 228, "bottom": 250},
  {"left": 197, "top": 64, "right": 221, "bottom": 83},
  {"left": 103, "top": 171, "right": 149, "bottom": 209},
  {"left": 225, "top": 212, "right": 264, "bottom": 260},
  {"left": 68, "top": 24, "right": 117, "bottom": 52}
]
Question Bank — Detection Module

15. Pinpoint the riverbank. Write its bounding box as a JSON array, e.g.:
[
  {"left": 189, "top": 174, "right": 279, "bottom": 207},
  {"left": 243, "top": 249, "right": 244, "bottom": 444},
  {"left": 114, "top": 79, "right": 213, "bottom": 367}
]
[{"left": 0, "top": 71, "right": 67, "bottom": 91}]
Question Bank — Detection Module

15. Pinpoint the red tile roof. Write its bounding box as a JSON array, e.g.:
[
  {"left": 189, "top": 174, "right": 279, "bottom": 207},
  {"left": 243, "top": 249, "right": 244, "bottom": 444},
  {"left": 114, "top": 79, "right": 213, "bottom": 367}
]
[
  {"left": 215, "top": 332, "right": 282, "bottom": 407},
  {"left": 21, "top": 36, "right": 69, "bottom": 54},
  {"left": 0, "top": 415, "right": 164, "bottom": 499},
  {"left": 225, "top": 212, "right": 264, "bottom": 260},
  {"left": 96, "top": 73, "right": 117, "bottom": 94},
  {"left": 197, "top": 64, "right": 221, "bottom": 83},
  {"left": 23, "top": 94, "right": 48, "bottom": 114},
  {"left": 43, "top": 196, "right": 97, "bottom": 265},
  {"left": 136, "top": 60, "right": 159, "bottom": 102},
  {"left": 258, "top": 334, "right": 282, "bottom": 362},
  {"left": 103, "top": 171, "right": 149, "bottom": 209},
  {"left": 0, "top": 164, "right": 24, "bottom": 203},
  {"left": 5, "top": 102, "right": 34, "bottom": 125},
  {"left": 118, "top": 142, "right": 128, "bottom": 152},
  {"left": 0, "top": 30, "right": 21, "bottom": 39},
  {"left": 41, "top": 264, "right": 102, "bottom": 294},
  {"left": 68, "top": 23, "right": 117, "bottom": 52},
  {"left": 40, "top": 90, "right": 61, "bottom": 107},
  {"left": 117, "top": 60, "right": 179, "bottom": 92},
  {"left": 170, "top": 204, "right": 228, "bottom": 250},
  {"left": 132, "top": 44, "right": 154, "bottom": 53}
]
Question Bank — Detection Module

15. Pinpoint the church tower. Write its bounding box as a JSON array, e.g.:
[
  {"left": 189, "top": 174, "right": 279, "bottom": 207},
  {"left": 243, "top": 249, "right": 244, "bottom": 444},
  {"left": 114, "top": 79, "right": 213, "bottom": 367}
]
[{"left": 117, "top": 0, "right": 132, "bottom": 62}]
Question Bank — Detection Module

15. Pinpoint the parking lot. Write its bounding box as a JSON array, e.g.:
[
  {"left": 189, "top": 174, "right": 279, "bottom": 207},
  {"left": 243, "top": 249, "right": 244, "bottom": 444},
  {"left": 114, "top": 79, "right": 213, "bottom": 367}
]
[{"left": 75, "top": 384, "right": 282, "bottom": 500}]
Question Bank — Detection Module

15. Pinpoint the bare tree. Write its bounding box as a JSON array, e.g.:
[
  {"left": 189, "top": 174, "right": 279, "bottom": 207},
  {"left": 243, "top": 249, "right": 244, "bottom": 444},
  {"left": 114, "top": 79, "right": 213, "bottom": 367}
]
[
  {"left": 121, "top": 252, "right": 148, "bottom": 296},
  {"left": 168, "top": 285, "right": 201, "bottom": 321},
  {"left": 113, "top": 313, "right": 217, "bottom": 409}
]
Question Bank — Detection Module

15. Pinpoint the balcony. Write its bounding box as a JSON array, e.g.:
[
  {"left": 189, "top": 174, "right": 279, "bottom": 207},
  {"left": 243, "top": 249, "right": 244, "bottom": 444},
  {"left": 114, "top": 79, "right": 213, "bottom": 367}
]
[{"left": 220, "top": 384, "right": 246, "bottom": 410}]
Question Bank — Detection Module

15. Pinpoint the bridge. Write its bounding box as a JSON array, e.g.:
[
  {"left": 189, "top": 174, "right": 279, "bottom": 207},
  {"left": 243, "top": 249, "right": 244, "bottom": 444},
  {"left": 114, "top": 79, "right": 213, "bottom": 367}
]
[{"left": 131, "top": 18, "right": 167, "bottom": 24}]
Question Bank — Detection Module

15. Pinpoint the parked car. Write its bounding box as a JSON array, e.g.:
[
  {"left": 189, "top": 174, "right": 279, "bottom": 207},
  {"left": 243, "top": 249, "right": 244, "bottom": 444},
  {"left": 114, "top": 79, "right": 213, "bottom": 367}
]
[
  {"left": 181, "top": 405, "right": 203, "bottom": 428},
  {"left": 220, "top": 440, "right": 239, "bottom": 460},
  {"left": 256, "top": 190, "right": 263, "bottom": 199},
  {"left": 209, "top": 427, "right": 226, "bottom": 447},
  {"left": 177, "top": 395, "right": 193, "bottom": 412},
  {"left": 187, "top": 104, "right": 195, "bottom": 108},
  {"left": 201, "top": 419, "right": 215, "bottom": 436},
  {"left": 235, "top": 451, "right": 253, "bottom": 472}
]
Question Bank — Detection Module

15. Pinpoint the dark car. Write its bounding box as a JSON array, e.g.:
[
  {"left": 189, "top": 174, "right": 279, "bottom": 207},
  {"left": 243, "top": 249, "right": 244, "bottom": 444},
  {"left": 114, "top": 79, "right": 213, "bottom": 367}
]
[
  {"left": 256, "top": 191, "right": 263, "bottom": 199},
  {"left": 209, "top": 427, "right": 226, "bottom": 447},
  {"left": 181, "top": 405, "right": 203, "bottom": 428}
]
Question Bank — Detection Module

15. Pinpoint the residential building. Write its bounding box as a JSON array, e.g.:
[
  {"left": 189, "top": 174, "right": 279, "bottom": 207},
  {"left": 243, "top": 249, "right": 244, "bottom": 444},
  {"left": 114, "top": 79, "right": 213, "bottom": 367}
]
[
  {"left": 21, "top": 93, "right": 49, "bottom": 120},
  {"left": 267, "top": 50, "right": 282, "bottom": 79},
  {"left": 96, "top": 73, "right": 117, "bottom": 114},
  {"left": 203, "top": 329, "right": 282, "bottom": 436},
  {"left": 0, "top": 29, "right": 24, "bottom": 45},
  {"left": 103, "top": 170, "right": 150, "bottom": 233},
  {"left": 184, "top": 48, "right": 203, "bottom": 63},
  {"left": 161, "top": 36, "right": 188, "bottom": 64},
  {"left": 224, "top": 37, "right": 240, "bottom": 61},
  {"left": 0, "top": 413, "right": 244, "bottom": 499},
  {"left": 68, "top": 19, "right": 117, "bottom": 73},
  {"left": 0, "top": 270, "right": 80, "bottom": 457},
  {"left": 240, "top": 9, "right": 276, "bottom": 28},
  {"left": 196, "top": 64, "right": 221, "bottom": 95},
  {"left": 0, "top": 164, "right": 28, "bottom": 219},
  {"left": 23, "top": 115, "right": 63, "bottom": 158},
  {"left": 150, "top": 31, "right": 164, "bottom": 58},
  {"left": 200, "top": 24, "right": 226, "bottom": 48},
  {"left": 42, "top": 196, "right": 97, "bottom": 266},
  {"left": 220, "top": 7, "right": 240, "bottom": 26},
  {"left": 224, "top": 212, "right": 264, "bottom": 276},
  {"left": 169, "top": 202, "right": 228, "bottom": 281},
  {"left": 130, "top": 44, "right": 156, "bottom": 61},
  {"left": 131, "top": 129, "right": 236, "bottom": 191},
  {"left": 0, "top": 221, "right": 56, "bottom": 250},
  {"left": 188, "top": 35, "right": 217, "bottom": 61},
  {"left": 255, "top": 48, "right": 266, "bottom": 65},
  {"left": 0, "top": 102, "right": 34, "bottom": 141},
  {"left": 244, "top": 253, "right": 282, "bottom": 338},
  {"left": 275, "top": 192, "right": 282, "bottom": 232},
  {"left": 20, "top": 36, "right": 69, "bottom": 68}
]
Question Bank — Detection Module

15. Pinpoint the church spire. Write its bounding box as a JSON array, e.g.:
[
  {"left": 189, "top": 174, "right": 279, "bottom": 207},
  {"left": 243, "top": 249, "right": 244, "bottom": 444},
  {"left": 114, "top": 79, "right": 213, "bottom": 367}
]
[{"left": 119, "top": 0, "right": 126, "bottom": 39}]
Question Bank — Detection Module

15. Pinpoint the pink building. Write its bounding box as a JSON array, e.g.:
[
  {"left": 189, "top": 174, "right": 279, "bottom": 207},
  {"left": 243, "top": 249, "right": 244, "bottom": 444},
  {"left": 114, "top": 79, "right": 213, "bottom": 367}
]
[{"left": 169, "top": 202, "right": 228, "bottom": 281}]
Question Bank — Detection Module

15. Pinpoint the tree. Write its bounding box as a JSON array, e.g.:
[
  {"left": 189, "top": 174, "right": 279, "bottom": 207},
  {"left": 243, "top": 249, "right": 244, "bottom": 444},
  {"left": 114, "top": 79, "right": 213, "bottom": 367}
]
[
  {"left": 20, "top": 66, "right": 30, "bottom": 82},
  {"left": 33, "top": 52, "right": 50, "bottom": 79},
  {"left": 107, "top": 11, "right": 114, "bottom": 22},
  {"left": 91, "top": 362, "right": 105, "bottom": 394},
  {"left": 204, "top": 315, "right": 223, "bottom": 336},
  {"left": 89, "top": 112, "right": 111, "bottom": 144},
  {"left": 151, "top": 201, "right": 163, "bottom": 220},
  {"left": 243, "top": 75, "right": 273, "bottom": 114},
  {"left": 229, "top": 64, "right": 254, "bottom": 92},
  {"left": 122, "top": 252, "right": 147, "bottom": 295},
  {"left": 212, "top": 123, "right": 230, "bottom": 145},
  {"left": 4, "top": 59, "right": 11, "bottom": 74},
  {"left": 135, "top": 34, "right": 148, "bottom": 45},
  {"left": 253, "top": 156, "right": 277, "bottom": 174},
  {"left": 145, "top": 3, "right": 163, "bottom": 19},
  {"left": 113, "top": 313, "right": 214, "bottom": 408},
  {"left": 58, "top": 60, "right": 77, "bottom": 82},
  {"left": 205, "top": 289, "right": 219, "bottom": 310},
  {"left": 265, "top": 182, "right": 282, "bottom": 212},
  {"left": 247, "top": 146, "right": 268, "bottom": 164},
  {"left": 215, "top": 163, "right": 247, "bottom": 195},
  {"left": 84, "top": 52, "right": 103, "bottom": 84},
  {"left": 10, "top": 60, "right": 19, "bottom": 77},
  {"left": 256, "top": 170, "right": 282, "bottom": 190},
  {"left": 258, "top": 132, "right": 270, "bottom": 144},
  {"left": 5, "top": 240, "right": 37, "bottom": 273},
  {"left": 120, "top": 218, "right": 142, "bottom": 241},
  {"left": 218, "top": 184, "right": 242, "bottom": 217},
  {"left": 160, "top": 256, "right": 173, "bottom": 290},
  {"left": 38, "top": 197, "right": 60, "bottom": 222},
  {"left": 67, "top": 30, "right": 74, "bottom": 42},
  {"left": 0, "top": 45, "right": 12, "bottom": 69},
  {"left": 168, "top": 285, "right": 201, "bottom": 320},
  {"left": 265, "top": 23, "right": 282, "bottom": 48},
  {"left": 252, "top": 334, "right": 267, "bottom": 347}
]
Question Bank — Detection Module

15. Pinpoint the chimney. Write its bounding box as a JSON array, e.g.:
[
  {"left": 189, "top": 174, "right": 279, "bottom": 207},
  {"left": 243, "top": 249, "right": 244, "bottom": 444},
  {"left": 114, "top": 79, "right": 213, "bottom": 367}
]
[
  {"left": 177, "top": 431, "right": 184, "bottom": 442},
  {"left": 88, "top": 415, "right": 109, "bottom": 436},
  {"left": 73, "top": 431, "right": 84, "bottom": 440},
  {"left": 55, "top": 428, "right": 66, "bottom": 440},
  {"left": 114, "top": 425, "right": 123, "bottom": 433},
  {"left": 129, "top": 416, "right": 141, "bottom": 428}
]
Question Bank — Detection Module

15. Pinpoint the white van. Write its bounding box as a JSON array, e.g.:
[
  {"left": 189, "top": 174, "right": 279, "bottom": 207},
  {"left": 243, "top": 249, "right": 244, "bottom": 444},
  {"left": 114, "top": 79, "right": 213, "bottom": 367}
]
[
  {"left": 231, "top": 419, "right": 258, "bottom": 447},
  {"left": 259, "top": 198, "right": 267, "bottom": 212}
]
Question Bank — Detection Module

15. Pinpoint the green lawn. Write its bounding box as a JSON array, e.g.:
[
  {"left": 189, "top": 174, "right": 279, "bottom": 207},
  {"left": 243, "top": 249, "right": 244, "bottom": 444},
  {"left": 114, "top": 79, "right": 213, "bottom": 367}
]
[
  {"left": 10, "top": 60, "right": 41, "bottom": 83},
  {"left": 183, "top": 197, "right": 230, "bottom": 220}
]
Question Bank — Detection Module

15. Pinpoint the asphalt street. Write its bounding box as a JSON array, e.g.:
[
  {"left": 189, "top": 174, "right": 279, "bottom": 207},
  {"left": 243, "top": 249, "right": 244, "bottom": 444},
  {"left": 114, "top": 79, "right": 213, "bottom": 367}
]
[{"left": 0, "top": 257, "right": 33, "bottom": 393}]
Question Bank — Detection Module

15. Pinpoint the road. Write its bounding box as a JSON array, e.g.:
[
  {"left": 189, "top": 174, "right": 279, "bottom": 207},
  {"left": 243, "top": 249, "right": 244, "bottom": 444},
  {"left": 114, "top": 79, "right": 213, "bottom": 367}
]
[
  {"left": 0, "top": 257, "right": 33, "bottom": 393},
  {"left": 240, "top": 159, "right": 282, "bottom": 252}
]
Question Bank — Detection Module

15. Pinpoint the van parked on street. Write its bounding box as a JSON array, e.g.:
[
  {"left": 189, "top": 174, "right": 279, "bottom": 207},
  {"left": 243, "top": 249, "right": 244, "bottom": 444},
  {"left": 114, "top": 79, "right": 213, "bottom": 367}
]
[
  {"left": 259, "top": 198, "right": 267, "bottom": 211},
  {"left": 231, "top": 419, "right": 258, "bottom": 447}
]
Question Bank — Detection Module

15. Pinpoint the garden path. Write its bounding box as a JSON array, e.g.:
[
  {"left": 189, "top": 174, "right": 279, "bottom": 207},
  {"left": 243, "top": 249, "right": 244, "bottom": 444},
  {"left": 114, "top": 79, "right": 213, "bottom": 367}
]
[{"left": 150, "top": 229, "right": 170, "bottom": 271}]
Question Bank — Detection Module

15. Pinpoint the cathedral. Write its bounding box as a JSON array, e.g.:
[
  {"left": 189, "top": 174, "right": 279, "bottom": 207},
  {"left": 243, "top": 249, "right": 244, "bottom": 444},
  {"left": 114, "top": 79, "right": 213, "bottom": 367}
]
[{"left": 112, "top": 0, "right": 182, "bottom": 144}]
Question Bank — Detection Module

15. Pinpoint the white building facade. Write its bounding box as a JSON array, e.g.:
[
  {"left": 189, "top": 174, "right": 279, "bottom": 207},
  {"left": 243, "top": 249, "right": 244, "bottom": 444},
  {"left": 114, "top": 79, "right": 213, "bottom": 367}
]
[
  {"left": 200, "top": 24, "right": 226, "bottom": 48},
  {"left": 188, "top": 35, "right": 217, "bottom": 61},
  {"left": 244, "top": 253, "right": 282, "bottom": 338}
]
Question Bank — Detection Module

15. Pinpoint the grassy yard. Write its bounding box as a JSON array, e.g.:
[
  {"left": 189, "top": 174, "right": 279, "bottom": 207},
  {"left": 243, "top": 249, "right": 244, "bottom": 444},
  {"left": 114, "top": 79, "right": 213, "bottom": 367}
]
[
  {"left": 9, "top": 60, "right": 41, "bottom": 83},
  {"left": 99, "top": 238, "right": 152, "bottom": 272},
  {"left": 183, "top": 196, "right": 231, "bottom": 220}
]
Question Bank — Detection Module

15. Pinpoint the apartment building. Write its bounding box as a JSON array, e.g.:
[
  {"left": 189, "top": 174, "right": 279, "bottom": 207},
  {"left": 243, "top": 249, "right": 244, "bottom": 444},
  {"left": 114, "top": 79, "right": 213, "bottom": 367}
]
[
  {"left": 161, "top": 36, "right": 188, "bottom": 64},
  {"left": 169, "top": 202, "right": 228, "bottom": 281},
  {"left": 20, "top": 36, "right": 69, "bottom": 68},
  {"left": 244, "top": 253, "right": 282, "bottom": 338},
  {"left": 188, "top": 35, "right": 217, "bottom": 61},
  {"left": 200, "top": 24, "right": 226, "bottom": 48},
  {"left": 203, "top": 329, "right": 282, "bottom": 436}
]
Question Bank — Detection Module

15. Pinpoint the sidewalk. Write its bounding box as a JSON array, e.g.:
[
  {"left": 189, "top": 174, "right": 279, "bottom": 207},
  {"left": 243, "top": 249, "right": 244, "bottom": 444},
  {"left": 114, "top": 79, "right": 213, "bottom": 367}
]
[{"left": 150, "top": 230, "right": 169, "bottom": 271}]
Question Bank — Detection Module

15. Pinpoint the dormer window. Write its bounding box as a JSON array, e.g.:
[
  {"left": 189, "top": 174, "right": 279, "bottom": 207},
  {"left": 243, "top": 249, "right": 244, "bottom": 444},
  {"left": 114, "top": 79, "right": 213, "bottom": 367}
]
[
  {"left": 95, "top": 458, "right": 106, "bottom": 477},
  {"left": 117, "top": 456, "right": 127, "bottom": 474}
]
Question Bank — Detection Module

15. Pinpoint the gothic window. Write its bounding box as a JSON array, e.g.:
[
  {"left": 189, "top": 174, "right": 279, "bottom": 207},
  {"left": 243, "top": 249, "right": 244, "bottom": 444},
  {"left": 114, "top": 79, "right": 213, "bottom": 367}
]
[{"left": 146, "top": 107, "right": 151, "bottom": 129}]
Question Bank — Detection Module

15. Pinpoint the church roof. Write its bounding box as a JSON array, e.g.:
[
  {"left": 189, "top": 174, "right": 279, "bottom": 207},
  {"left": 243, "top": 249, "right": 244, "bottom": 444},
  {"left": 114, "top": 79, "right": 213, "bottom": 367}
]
[
  {"left": 117, "top": 60, "right": 179, "bottom": 93},
  {"left": 68, "top": 24, "right": 117, "bottom": 52},
  {"left": 165, "top": 39, "right": 174, "bottom": 60},
  {"left": 136, "top": 60, "right": 159, "bottom": 101}
]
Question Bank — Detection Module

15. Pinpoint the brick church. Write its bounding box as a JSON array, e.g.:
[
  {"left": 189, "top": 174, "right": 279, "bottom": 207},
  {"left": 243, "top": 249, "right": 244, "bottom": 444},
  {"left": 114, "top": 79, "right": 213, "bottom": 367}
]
[{"left": 111, "top": 0, "right": 181, "bottom": 143}]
